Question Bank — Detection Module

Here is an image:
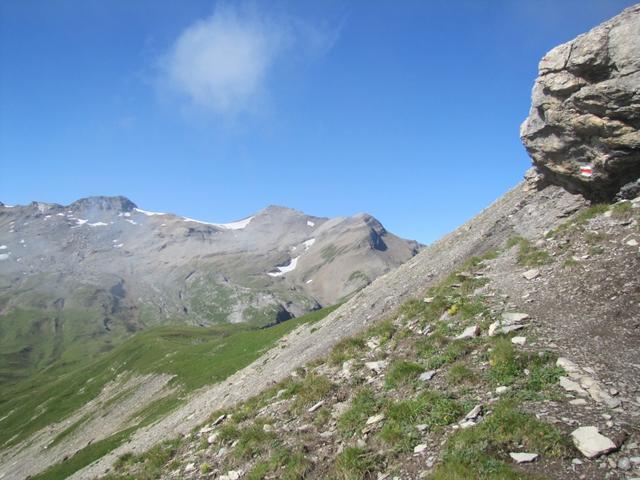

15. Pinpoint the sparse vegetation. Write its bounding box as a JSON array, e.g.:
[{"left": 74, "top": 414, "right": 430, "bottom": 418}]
[
  {"left": 338, "top": 387, "right": 382, "bottom": 436},
  {"left": 334, "top": 447, "right": 383, "bottom": 480},
  {"left": 507, "top": 236, "right": 551, "bottom": 267},
  {"left": 432, "top": 400, "right": 571, "bottom": 479}
]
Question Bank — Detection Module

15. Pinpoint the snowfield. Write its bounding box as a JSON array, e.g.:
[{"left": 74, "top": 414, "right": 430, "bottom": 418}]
[{"left": 268, "top": 256, "right": 299, "bottom": 277}]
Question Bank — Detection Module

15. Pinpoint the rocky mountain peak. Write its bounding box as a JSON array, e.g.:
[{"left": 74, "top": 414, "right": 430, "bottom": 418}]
[
  {"left": 69, "top": 195, "right": 137, "bottom": 212},
  {"left": 520, "top": 4, "right": 640, "bottom": 201}
]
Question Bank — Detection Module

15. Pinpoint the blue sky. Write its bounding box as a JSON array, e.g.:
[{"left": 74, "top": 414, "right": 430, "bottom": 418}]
[{"left": 1, "top": 0, "right": 636, "bottom": 243}]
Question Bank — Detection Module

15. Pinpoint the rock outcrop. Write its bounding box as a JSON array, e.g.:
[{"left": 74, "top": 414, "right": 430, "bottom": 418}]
[{"left": 521, "top": 5, "right": 640, "bottom": 201}]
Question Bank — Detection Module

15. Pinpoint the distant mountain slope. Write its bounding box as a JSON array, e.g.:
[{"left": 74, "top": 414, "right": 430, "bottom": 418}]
[{"left": 0, "top": 197, "right": 419, "bottom": 381}]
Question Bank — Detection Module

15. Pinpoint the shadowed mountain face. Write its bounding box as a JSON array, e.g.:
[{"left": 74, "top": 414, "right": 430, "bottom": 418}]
[{"left": 0, "top": 197, "right": 419, "bottom": 379}]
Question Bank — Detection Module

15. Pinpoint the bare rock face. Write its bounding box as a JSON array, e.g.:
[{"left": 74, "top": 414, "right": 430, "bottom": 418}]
[{"left": 521, "top": 5, "right": 640, "bottom": 201}]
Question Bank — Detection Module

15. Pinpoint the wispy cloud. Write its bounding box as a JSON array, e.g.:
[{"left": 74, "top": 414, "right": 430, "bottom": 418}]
[{"left": 161, "top": 4, "right": 339, "bottom": 116}]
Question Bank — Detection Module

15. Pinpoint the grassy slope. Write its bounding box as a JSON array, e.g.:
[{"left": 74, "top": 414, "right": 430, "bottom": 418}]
[{"left": 0, "top": 305, "right": 339, "bottom": 452}]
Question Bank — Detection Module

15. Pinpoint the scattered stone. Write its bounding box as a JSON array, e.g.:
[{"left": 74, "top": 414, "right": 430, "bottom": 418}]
[
  {"left": 618, "top": 457, "right": 631, "bottom": 471},
  {"left": 455, "top": 325, "right": 480, "bottom": 340},
  {"left": 263, "top": 424, "right": 274, "bottom": 433},
  {"left": 419, "top": 370, "right": 437, "bottom": 381},
  {"left": 570, "top": 399, "right": 588, "bottom": 406},
  {"left": 557, "top": 357, "right": 581, "bottom": 375},
  {"left": 220, "top": 470, "right": 241, "bottom": 480},
  {"left": 465, "top": 404, "right": 483, "bottom": 421},
  {"left": 308, "top": 401, "right": 325, "bottom": 413},
  {"left": 522, "top": 269, "right": 540, "bottom": 280},
  {"left": 459, "top": 420, "right": 476, "bottom": 429},
  {"left": 560, "top": 377, "right": 588, "bottom": 396},
  {"left": 571, "top": 426, "right": 617, "bottom": 458},
  {"left": 365, "top": 361, "right": 388, "bottom": 373},
  {"left": 423, "top": 297, "right": 434, "bottom": 303},
  {"left": 502, "top": 312, "right": 530, "bottom": 324},
  {"left": 416, "top": 424, "right": 428, "bottom": 432},
  {"left": 572, "top": 458, "right": 583, "bottom": 465},
  {"left": 509, "top": 452, "right": 539, "bottom": 463},
  {"left": 626, "top": 239, "right": 638, "bottom": 247},
  {"left": 511, "top": 336, "right": 526, "bottom": 346},
  {"left": 414, "top": 444, "right": 428, "bottom": 454},
  {"left": 212, "top": 414, "right": 227, "bottom": 426},
  {"left": 367, "top": 337, "right": 380, "bottom": 350},
  {"left": 366, "top": 414, "right": 385, "bottom": 426},
  {"left": 496, "top": 386, "right": 510, "bottom": 395},
  {"left": 207, "top": 432, "right": 219, "bottom": 444},
  {"left": 184, "top": 463, "right": 196, "bottom": 473}
]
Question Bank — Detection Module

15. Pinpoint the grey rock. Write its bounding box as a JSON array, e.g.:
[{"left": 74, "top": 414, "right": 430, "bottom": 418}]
[
  {"left": 509, "top": 452, "right": 539, "bottom": 463},
  {"left": 419, "top": 370, "right": 437, "bottom": 382},
  {"left": 520, "top": 5, "right": 640, "bottom": 201},
  {"left": 455, "top": 325, "right": 480, "bottom": 340},
  {"left": 618, "top": 457, "right": 631, "bottom": 471},
  {"left": 522, "top": 268, "right": 540, "bottom": 280},
  {"left": 571, "top": 426, "right": 617, "bottom": 458}
]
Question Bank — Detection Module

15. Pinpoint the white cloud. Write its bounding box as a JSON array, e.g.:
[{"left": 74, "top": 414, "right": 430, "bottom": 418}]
[{"left": 162, "top": 5, "right": 337, "bottom": 115}]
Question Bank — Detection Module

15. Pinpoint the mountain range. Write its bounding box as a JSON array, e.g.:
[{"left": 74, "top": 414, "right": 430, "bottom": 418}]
[{"left": 0, "top": 198, "right": 418, "bottom": 382}]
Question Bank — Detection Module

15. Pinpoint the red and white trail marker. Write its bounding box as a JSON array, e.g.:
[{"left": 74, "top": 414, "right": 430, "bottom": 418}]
[{"left": 579, "top": 165, "right": 593, "bottom": 177}]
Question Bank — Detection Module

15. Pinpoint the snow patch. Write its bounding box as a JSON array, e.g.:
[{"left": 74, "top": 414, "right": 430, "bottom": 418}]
[
  {"left": 19, "top": 239, "right": 25, "bottom": 244},
  {"left": 302, "top": 238, "right": 316, "bottom": 250},
  {"left": 307, "top": 220, "right": 315, "bottom": 227},
  {"left": 135, "top": 208, "right": 166, "bottom": 216},
  {"left": 56, "top": 213, "right": 65, "bottom": 217},
  {"left": 183, "top": 216, "right": 254, "bottom": 230},
  {"left": 75, "top": 219, "right": 88, "bottom": 226},
  {"left": 267, "top": 257, "right": 299, "bottom": 277},
  {"left": 0, "top": 245, "right": 6, "bottom": 250},
  {"left": 125, "top": 219, "right": 138, "bottom": 225},
  {"left": 88, "top": 222, "right": 108, "bottom": 227},
  {"left": 0, "top": 253, "right": 10, "bottom": 261},
  {"left": 306, "top": 279, "right": 313, "bottom": 284},
  {"left": 114, "top": 243, "right": 124, "bottom": 248}
]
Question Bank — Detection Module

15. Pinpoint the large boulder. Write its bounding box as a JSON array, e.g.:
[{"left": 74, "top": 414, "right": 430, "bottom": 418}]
[{"left": 521, "top": 5, "right": 640, "bottom": 201}]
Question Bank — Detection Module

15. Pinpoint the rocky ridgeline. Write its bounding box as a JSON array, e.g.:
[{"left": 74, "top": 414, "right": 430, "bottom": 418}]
[{"left": 521, "top": 4, "right": 640, "bottom": 201}]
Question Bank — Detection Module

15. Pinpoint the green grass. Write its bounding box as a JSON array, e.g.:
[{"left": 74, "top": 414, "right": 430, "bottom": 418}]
[
  {"left": 0, "top": 304, "right": 338, "bottom": 452},
  {"left": 507, "top": 236, "right": 551, "bottom": 267},
  {"left": 328, "top": 337, "right": 367, "bottom": 366},
  {"left": 247, "top": 449, "right": 312, "bottom": 480},
  {"left": 546, "top": 203, "right": 610, "bottom": 238},
  {"left": 431, "top": 400, "right": 571, "bottom": 479},
  {"left": 487, "top": 338, "right": 522, "bottom": 386},
  {"left": 334, "top": 447, "right": 383, "bottom": 480},
  {"left": 291, "top": 373, "right": 334, "bottom": 411},
  {"left": 338, "top": 387, "right": 382, "bottom": 437},
  {"left": 31, "top": 427, "right": 138, "bottom": 480},
  {"left": 105, "top": 438, "right": 181, "bottom": 480},
  {"left": 447, "top": 362, "right": 474, "bottom": 385},
  {"left": 385, "top": 360, "right": 425, "bottom": 389},
  {"left": 233, "top": 422, "right": 277, "bottom": 460},
  {"left": 379, "top": 391, "right": 464, "bottom": 453}
]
